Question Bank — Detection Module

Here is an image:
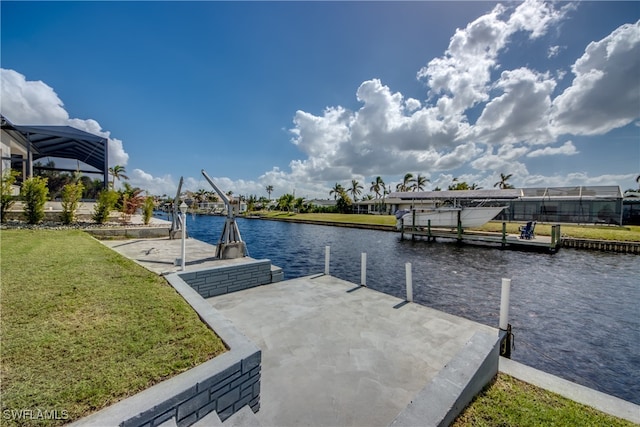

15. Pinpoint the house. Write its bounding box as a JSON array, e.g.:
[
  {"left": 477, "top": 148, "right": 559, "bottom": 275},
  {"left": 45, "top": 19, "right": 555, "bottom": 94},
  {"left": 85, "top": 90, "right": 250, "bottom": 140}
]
[{"left": 387, "top": 186, "right": 625, "bottom": 225}]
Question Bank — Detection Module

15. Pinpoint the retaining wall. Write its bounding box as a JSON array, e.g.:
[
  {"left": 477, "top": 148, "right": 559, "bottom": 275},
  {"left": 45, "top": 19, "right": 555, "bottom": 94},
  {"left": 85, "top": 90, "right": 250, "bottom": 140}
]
[
  {"left": 562, "top": 238, "right": 640, "bottom": 254},
  {"left": 179, "top": 259, "right": 283, "bottom": 298},
  {"left": 87, "top": 227, "right": 171, "bottom": 239}
]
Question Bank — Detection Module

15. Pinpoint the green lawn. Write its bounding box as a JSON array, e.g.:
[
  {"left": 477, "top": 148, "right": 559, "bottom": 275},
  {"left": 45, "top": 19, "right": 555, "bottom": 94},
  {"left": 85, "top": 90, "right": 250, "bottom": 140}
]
[
  {"left": 259, "top": 211, "right": 397, "bottom": 226},
  {"left": 453, "top": 373, "right": 636, "bottom": 427},
  {"left": 477, "top": 222, "right": 640, "bottom": 242},
  {"left": 0, "top": 230, "right": 226, "bottom": 426}
]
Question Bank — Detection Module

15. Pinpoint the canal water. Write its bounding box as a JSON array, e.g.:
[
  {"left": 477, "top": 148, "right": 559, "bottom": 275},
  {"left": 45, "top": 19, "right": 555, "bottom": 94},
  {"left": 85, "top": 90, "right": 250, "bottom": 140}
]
[{"left": 178, "top": 213, "right": 639, "bottom": 405}]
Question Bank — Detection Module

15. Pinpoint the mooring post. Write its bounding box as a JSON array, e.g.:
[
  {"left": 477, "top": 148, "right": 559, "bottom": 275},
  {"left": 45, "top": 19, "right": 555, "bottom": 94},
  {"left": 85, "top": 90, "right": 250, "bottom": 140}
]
[
  {"left": 361, "top": 252, "right": 367, "bottom": 287},
  {"left": 427, "top": 219, "right": 432, "bottom": 241},
  {"left": 412, "top": 210, "right": 416, "bottom": 241},
  {"left": 324, "top": 246, "right": 330, "bottom": 275},
  {"left": 499, "top": 278, "right": 512, "bottom": 358},
  {"left": 457, "top": 210, "right": 463, "bottom": 240},
  {"left": 502, "top": 222, "right": 507, "bottom": 247},
  {"left": 405, "top": 262, "right": 413, "bottom": 302}
]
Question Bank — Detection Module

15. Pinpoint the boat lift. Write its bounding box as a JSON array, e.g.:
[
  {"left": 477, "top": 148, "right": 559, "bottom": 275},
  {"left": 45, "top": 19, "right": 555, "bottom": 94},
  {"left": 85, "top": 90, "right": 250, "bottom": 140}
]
[
  {"left": 169, "top": 176, "right": 187, "bottom": 240},
  {"left": 201, "top": 169, "right": 247, "bottom": 259}
]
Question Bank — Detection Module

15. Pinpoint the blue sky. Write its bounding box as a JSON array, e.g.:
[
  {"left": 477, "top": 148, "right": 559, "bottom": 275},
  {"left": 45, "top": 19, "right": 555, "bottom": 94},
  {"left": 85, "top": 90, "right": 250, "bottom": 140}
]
[{"left": 1, "top": 1, "right": 639, "bottom": 198}]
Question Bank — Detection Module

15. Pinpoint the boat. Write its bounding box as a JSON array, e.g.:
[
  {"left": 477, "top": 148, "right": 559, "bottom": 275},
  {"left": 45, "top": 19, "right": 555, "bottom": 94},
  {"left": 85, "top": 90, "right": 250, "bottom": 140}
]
[{"left": 396, "top": 205, "right": 507, "bottom": 230}]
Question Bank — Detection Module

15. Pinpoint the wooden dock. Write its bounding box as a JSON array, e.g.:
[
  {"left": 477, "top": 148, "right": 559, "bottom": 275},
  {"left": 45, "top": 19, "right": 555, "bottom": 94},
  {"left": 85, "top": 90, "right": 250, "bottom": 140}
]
[{"left": 400, "top": 222, "right": 563, "bottom": 253}]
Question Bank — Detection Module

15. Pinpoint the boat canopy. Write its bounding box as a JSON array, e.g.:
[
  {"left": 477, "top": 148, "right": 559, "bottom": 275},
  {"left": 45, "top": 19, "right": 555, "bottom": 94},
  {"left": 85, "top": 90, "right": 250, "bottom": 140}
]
[{"left": 389, "top": 189, "right": 520, "bottom": 200}]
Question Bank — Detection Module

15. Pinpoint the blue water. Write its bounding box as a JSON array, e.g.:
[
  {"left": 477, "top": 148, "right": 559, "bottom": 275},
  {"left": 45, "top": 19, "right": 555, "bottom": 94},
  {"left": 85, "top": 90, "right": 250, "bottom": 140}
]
[{"left": 173, "top": 213, "right": 640, "bottom": 404}]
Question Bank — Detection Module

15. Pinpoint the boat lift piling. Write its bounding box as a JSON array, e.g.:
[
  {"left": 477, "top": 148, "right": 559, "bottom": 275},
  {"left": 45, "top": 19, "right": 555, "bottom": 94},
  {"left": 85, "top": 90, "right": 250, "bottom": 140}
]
[
  {"left": 324, "top": 246, "right": 330, "bottom": 275},
  {"left": 499, "top": 278, "right": 513, "bottom": 358},
  {"left": 361, "top": 253, "right": 367, "bottom": 287},
  {"left": 405, "top": 262, "right": 413, "bottom": 303}
]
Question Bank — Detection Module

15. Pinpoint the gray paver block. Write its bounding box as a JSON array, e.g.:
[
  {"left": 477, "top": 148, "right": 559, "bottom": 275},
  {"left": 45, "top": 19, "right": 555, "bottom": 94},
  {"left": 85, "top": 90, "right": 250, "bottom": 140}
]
[
  {"left": 217, "top": 388, "right": 241, "bottom": 417},
  {"left": 177, "top": 390, "right": 209, "bottom": 421},
  {"left": 242, "top": 352, "right": 261, "bottom": 374}
]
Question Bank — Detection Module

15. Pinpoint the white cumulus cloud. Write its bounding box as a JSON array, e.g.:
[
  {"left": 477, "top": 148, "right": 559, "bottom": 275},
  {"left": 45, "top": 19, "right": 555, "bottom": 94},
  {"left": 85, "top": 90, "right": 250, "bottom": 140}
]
[
  {"left": 527, "top": 140, "right": 578, "bottom": 157},
  {"left": 0, "top": 68, "right": 129, "bottom": 168},
  {"left": 551, "top": 20, "right": 640, "bottom": 136}
]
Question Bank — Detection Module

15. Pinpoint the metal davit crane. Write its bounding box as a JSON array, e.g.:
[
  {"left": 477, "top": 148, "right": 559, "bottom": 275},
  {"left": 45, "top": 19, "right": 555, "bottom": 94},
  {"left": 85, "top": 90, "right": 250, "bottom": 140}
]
[
  {"left": 201, "top": 169, "right": 247, "bottom": 259},
  {"left": 169, "top": 176, "right": 187, "bottom": 240}
]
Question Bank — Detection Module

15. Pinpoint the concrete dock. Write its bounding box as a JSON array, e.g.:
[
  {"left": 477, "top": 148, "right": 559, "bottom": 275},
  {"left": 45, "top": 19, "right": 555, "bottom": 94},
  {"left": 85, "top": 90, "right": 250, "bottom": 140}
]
[
  {"left": 99, "top": 234, "right": 500, "bottom": 425},
  {"left": 208, "top": 274, "right": 496, "bottom": 427}
]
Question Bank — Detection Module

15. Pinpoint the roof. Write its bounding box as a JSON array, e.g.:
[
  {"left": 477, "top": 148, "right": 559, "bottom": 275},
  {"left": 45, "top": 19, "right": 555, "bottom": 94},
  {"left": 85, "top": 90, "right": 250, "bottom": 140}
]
[
  {"left": 518, "top": 186, "right": 622, "bottom": 199},
  {"left": 389, "top": 189, "right": 521, "bottom": 200},
  {"left": 1, "top": 115, "right": 108, "bottom": 173}
]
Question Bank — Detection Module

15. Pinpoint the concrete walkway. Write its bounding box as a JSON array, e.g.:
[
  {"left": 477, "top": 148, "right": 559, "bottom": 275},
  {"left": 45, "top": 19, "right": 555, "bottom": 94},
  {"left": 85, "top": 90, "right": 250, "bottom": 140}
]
[
  {"left": 208, "top": 274, "right": 497, "bottom": 427},
  {"left": 99, "top": 236, "right": 248, "bottom": 275}
]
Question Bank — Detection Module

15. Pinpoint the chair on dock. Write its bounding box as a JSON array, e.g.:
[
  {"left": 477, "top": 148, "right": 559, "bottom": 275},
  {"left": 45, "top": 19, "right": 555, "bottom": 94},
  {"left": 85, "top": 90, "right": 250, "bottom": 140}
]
[{"left": 519, "top": 221, "right": 536, "bottom": 239}]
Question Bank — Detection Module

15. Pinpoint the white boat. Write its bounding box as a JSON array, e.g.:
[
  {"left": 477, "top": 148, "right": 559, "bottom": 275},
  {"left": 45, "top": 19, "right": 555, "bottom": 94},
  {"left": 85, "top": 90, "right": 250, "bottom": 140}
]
[{"left": 396, "top": 206, "right": 507, "bottom": 229}]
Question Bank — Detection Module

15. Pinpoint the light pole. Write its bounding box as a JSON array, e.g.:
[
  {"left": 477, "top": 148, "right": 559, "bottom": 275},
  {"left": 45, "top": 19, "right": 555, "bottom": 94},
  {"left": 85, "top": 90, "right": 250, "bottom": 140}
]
[{"left": 180, "top": 201, "right": 188, "bottom": 271}]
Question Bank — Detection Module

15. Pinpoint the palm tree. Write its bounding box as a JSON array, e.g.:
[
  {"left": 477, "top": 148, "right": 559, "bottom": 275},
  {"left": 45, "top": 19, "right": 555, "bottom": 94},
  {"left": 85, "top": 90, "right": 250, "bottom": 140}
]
[
  {"left": 369, "top": 176, "right": 384, "bottom": 199},
  {"left": 277, "top": 193, "right": 295, "bottom": 212},
  {"left": 349, "top": 179, "right": 363, "bottom": 202},
  {"left": 412, "top": 174, "right": 429, "bottom": 191},
  {"left": 194, "top": 188, "right": 208, "bottom": 205},
  {"left": 396, "top": 173, "right": 415, "bottom": 192},
  {"left": 265, "top": 185, "right": 274, "bottom": 200},
  {"left": 329, "top": 183, "right": 345, "bottom": 200},
  {"left": 494, "top": 173, "right": 514, "bottom": 189},
  {"left": 294, "top": 197, "right": 306, "bottom": 213},
  {"left": 369, "top": 176, "right": 385, "bottom": 213},
  {"left": 108, "top": 165, "right": 128, "bottom": 188}
]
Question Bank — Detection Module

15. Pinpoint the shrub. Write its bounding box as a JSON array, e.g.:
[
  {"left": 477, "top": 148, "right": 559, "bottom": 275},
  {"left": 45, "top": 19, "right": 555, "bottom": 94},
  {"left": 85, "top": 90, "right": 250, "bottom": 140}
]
[
  {"left": 21, "top": 176, "right": 49, "bottom": 224},
  {"left": 92, "top": 189, "right": 119, "bottom": 224},
  {"left": 143, "top": 196, "right": 155, "bottom": 225},
  {"left": 1, "top": 170, "right": 19, "bottom": 223},
  {"left": 61, "top": 181, "right": 85, "bottom": 224}
]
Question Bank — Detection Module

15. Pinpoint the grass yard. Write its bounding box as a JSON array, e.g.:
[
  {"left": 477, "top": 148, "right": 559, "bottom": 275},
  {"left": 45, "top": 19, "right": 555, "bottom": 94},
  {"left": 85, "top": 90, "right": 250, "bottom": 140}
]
[
  {"left": 477, "top": 222, "right": 640, "bottom": 242},
  {"left": 453, "top": 373, "right": 636, "bottom": 427},
  {"left": 256, "top": 211, "right": 397, "bottom": 226},
  {"left": 0, "top": 230, "right": 226, "bottom": 426}
]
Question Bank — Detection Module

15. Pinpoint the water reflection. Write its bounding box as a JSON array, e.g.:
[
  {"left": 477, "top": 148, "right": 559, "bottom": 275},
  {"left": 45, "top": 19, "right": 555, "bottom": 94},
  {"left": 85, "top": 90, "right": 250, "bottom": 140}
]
[{"left": 180, "top": 214, "right": 640, "bottom": 404}]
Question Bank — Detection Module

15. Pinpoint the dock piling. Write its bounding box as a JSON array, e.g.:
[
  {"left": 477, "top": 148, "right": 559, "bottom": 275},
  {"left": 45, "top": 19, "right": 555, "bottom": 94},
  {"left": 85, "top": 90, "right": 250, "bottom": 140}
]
[
  {"left": 361, "top": 253, "right": 367, "bottom": 287},
  {"left": 405, "top": 262, "right": 413, "bottom": 302},
  {"left": 324, "top": 246, "right": 330, "bottom": 275},
  {"left": 499, "top": 278, "right": 512, "bottom": 358}
]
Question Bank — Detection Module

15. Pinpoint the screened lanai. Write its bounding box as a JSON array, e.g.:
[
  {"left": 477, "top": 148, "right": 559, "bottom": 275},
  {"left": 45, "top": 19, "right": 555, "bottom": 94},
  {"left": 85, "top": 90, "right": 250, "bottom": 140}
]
[
  {"left": 0, "top": 115, "right": 109, "bottom": 188},
  {"left": 507, "top": 186, "right": 624, "bottom": 225},
  {"left": 387, "top": 186, "right": 624, "bottom": 225}
]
